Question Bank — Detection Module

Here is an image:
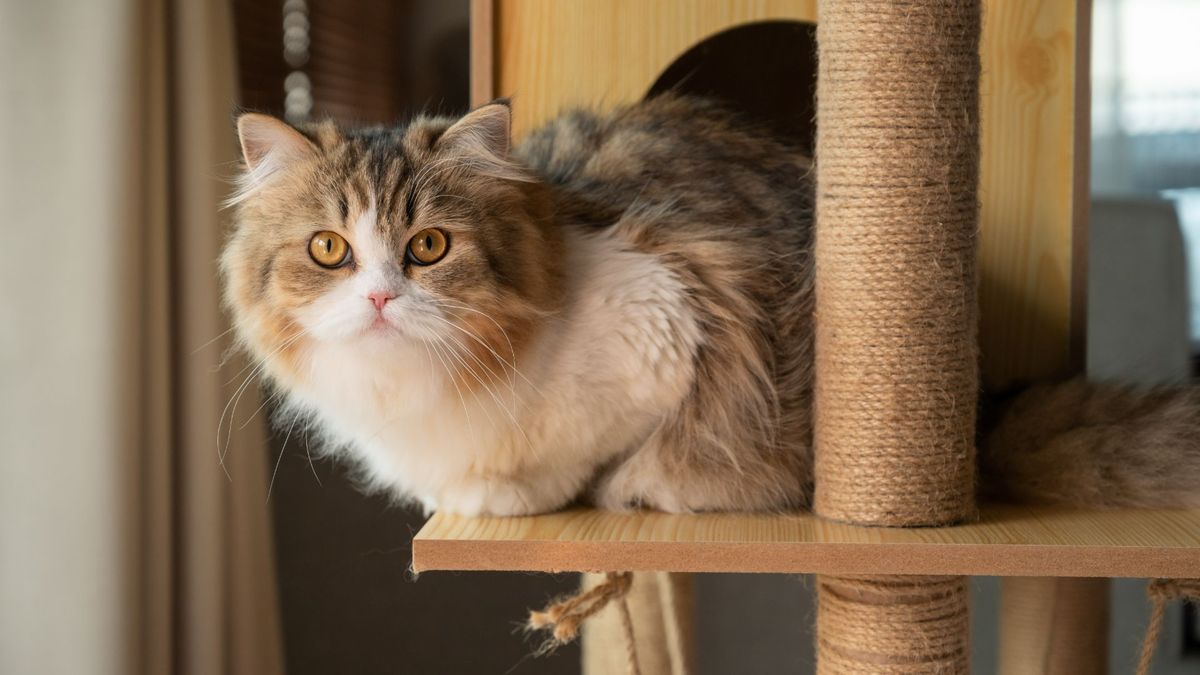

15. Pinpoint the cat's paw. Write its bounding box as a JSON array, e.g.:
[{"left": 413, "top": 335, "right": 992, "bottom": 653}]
[{"left": 435, "top": 477, "right": 552, "bottom": 517}]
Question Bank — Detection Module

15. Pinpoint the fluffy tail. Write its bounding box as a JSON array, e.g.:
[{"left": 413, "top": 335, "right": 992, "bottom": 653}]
[{"left": 980, "top": 378, "right": 1200, "bottom": 508}]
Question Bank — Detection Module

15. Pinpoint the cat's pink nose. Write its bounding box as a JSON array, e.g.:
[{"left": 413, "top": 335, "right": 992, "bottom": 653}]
[{"left": 367, "top": 291, "right": 394, "bottom": 311}]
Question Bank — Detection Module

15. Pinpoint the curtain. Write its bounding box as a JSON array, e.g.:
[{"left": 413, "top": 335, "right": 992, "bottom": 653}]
[{"left": 0, "top": 1, "right": 284, "bottom": 674}]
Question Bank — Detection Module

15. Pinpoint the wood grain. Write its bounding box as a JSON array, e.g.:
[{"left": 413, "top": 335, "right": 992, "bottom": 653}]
[
  {"left": 977, "top": 0, "right": 1085, "bottom": 387},
  {"left": 489, "top": 0, "right": 1085, "bottom": 390},
  {"left": 413, "top": 505, "right": 1200, "bottom": 578},
  {"left": 469, "top": 0, "right": 493, "bottom": 106},
  {"left": 979, "top": 3, "right": 1099, "bottom": 671},
  {"left": 494, "top": 0, "right": 818, "bottom": 137}
]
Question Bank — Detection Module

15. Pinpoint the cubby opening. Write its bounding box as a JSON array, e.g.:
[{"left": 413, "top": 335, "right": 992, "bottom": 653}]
[{"left": 646, "top": 21, "right": 817, "bottom": 155}]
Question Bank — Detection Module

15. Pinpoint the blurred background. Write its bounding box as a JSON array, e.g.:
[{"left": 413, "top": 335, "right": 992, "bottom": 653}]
[{"left": 2, "top": 0, "right": 1199, "bottom": 673}]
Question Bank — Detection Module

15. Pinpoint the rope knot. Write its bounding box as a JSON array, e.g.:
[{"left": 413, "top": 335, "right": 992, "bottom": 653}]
[{"left": 1137, "top": 578, "right": 1200, "bottom": 675}]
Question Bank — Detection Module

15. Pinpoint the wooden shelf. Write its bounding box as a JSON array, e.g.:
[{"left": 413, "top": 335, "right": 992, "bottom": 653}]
[{"left": 412, "top": 504, "right": 1200, "bottom": 578}]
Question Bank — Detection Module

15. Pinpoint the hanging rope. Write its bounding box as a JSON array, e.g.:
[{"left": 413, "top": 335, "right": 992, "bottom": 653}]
[
  {"left": 1136, "top": 578, "right": 1200, "bottom": 675},
  {"left": 528, "top": 571, "right": 641, "bottom": 675}
]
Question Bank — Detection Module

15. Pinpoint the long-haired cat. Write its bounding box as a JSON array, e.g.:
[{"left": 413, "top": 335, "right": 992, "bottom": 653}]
[{"left": 222, "top": 96, "right": 1200, "bottom": 516}]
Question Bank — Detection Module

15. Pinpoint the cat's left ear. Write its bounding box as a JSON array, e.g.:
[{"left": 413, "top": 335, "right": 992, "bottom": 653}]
[
  {"left": 440, "top": 100, "right": 511, "bottom": 158},
  {"left": 437, "top": 100, "right": 530, "bottom": 182}
]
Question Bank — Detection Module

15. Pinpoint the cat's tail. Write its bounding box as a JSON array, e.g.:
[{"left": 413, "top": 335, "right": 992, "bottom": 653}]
[{"left": 979, "top": 378, "right": 1200, "bottom": 508}]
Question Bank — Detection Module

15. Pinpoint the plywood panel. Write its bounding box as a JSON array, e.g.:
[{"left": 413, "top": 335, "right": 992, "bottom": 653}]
[
  {"left": 492, "top": 0, "right": 818, "bottom": 129},
  {"left": 413, "top": 505, "right": 1200, "bottom": 577},
  {"left": 487, "top": 0, "right": 1085, "bottom": 389},
  {"left": 978, "top": 0, "right": 1086, "bottom": 387},
  {"left": 988, "top": 2, "right": 1096, "bottom": 671}
]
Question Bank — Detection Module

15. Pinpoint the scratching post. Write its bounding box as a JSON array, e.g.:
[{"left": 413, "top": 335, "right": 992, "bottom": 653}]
[
  {"left": 817, "top": 576, "right": 970, "bottom": 672},
  {"left": 813, "top": 0, "right": 980, "bottom": 671},
  {"left": 814, "top": 0, "right": 980, "bottom": 528}
]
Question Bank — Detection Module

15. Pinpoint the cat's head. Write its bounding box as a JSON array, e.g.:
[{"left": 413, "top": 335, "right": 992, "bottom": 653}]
[{"left": 221, "top": 103, "right": 562, "bottom": 399}]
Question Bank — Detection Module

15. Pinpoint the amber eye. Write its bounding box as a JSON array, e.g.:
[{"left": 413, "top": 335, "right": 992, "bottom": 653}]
[
  {"left": 406, "top": 228, "right": 449, "bottom": 265},
  {"left": 308, "top": 231, "right": 352, "bottom": 268}
]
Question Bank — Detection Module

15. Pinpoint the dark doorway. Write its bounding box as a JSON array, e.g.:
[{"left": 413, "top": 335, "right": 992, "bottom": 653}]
[{"left": 647, "top": 21, "right": 818, "bottom": 156}]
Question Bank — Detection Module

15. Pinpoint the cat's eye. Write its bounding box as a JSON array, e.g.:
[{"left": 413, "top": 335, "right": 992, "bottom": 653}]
[
  {"left": 308, "top": 231, "right": 352, "bottom": 268},
  {"left": 407, "top": 228, "right": 449, "bottom": 265}
]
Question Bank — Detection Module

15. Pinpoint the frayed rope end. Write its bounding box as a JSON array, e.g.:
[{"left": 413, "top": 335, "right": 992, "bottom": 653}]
[{"left": 524, "top": 571, "right": 640, "bottom": 674}]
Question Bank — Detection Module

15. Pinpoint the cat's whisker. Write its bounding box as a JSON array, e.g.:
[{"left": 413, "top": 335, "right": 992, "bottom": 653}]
[
  {"left": 210, "top": 343, "right": 243, "bottom": 375},
  {"left": 190, "top": 326, "right": 236, "bottom": 356},
  {"left": 430, "top": 301, "right": 519, "bottom": 364},
  {"left": 431, "top": 335, "right": 506, "bottom": 442},
  {"left": 423, "top": 313, "right": 519, "bottom": 403},
  {"left": 222, "top": 330, "right": 305, "bottom": 428},
  {"left": 438, "top": 317, "right": 545, "bottom": 412},
  {"left": 420, "top": 338, "right": 477, "bottom": 438},
  {"left": 449, "top": 322, "right": 547, "bottom": 404},
  {"left": 412, "top": 336, "right": 451, "bottom": 415},
  {"left": 221, "top": 327, "right": 306, "bottom": 387},
  {"left": 232, "top": 314, "right": 338, "bottom": 489},
  {"left": 429, "top": 300, "right": 548, "bottom": 400},
  {"left": 439, "top": 332, "right": 539, "bottom": 461},
  {"left": 221, "top": 359, "right": 278, "bottom": 468},
  {"left": 439, "top": 331, "right": 516, "bottom": 415},
  {"left": 266, "top": 413, "right": 299, "bottom": 502},
  {"left": 303, "top": 423, "right": 322, "bottom": 487},
  {"left": 218, "top": 352, "right": 287, "bottom": 477},
  {"left": 237, "top": 385, "right": 286, "bottom": 431},
  {"left": 426, "top": 336, "right": 483, "bottom": 439},
  {"left": 216, "top": 325, "right": 315, "bottom": 476}
]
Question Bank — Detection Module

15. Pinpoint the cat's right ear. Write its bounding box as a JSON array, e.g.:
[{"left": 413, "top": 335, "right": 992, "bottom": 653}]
[{"left": 236, "top": 112, "right": 318, "bottom": 179}]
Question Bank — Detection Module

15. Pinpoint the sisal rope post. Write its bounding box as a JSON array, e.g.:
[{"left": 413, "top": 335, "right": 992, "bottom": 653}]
[{"left": 813, "top": 0, "right": 981, "bottom": 672}]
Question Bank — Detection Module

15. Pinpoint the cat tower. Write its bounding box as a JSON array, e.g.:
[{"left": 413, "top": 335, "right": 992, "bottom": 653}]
[{"left": 413, "top": 1, "right": 1200, "bottom": 672}]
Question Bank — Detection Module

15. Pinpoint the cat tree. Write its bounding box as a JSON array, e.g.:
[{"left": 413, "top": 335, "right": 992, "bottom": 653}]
[{"left": 413, "top": 0, "right": 1200, "bottom": 672}]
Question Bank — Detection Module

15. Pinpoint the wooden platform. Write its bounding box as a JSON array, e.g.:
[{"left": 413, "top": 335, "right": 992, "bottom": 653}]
[{"left": 412, "top": 504, "right": 1200, "bottom": 578}]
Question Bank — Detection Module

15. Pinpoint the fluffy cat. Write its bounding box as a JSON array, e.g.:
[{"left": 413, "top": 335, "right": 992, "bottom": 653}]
[{"left": 222, "top": 96, "right": 1200, "bottom": 516}]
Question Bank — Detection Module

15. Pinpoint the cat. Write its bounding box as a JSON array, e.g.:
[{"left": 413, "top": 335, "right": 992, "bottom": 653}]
[{"left": 222, "top": 96, "right": 1200, "bottom": 516}]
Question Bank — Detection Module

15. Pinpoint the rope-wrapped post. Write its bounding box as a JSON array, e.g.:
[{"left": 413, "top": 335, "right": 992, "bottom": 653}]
[{"left": 813, "top": 0, "right": 981, "bottom": 672}]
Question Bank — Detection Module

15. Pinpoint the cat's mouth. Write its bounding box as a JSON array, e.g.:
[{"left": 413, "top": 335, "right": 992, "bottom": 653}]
[{"left": 364, "top": 312, "right": 416, "bottom": 339}]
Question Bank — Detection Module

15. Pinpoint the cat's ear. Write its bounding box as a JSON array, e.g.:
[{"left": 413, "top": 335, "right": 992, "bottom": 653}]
[
  {"left": 441, "top": 100, "right": 511, "bottom": 158},
  {"left": 236, "top": 112, "right": 318, "bottom": 176},
  {"left": 437, "top": 100, "right": 531, "bottom": 182}
]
